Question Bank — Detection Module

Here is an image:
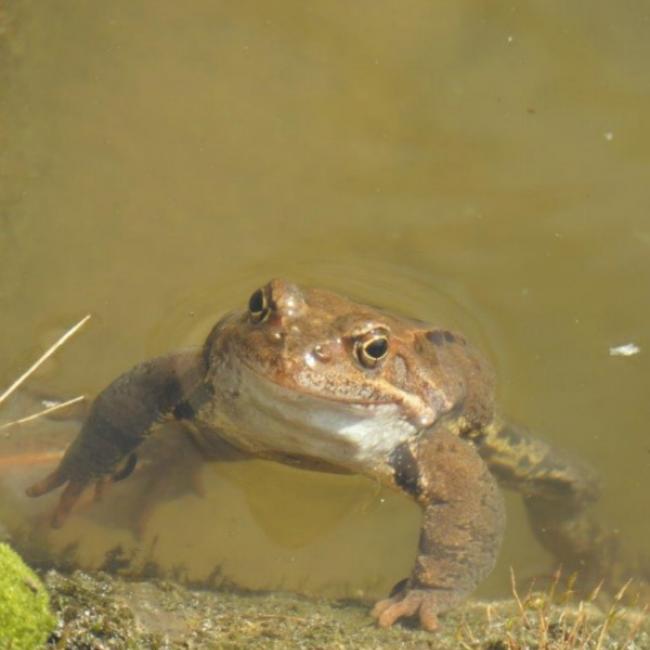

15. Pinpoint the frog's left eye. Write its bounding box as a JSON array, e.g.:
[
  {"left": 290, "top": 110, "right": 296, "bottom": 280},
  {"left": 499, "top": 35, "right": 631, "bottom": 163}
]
[
  {"left": 248, "top": 288, "right": 270, "bottom": 323},
  {"left": 355, "top": 333, "right": 389, "bottom": 368}
]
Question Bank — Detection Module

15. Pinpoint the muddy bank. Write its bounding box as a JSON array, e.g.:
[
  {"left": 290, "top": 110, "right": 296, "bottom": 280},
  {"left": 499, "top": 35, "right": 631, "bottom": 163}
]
[{"left": 42, "top": 569, "right": 648, "bottom": 649}]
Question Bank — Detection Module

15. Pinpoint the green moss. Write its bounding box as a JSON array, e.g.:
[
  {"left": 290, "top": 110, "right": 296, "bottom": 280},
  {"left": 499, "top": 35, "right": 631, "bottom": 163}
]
[{"left": 0, "top": 543, "right": 56, "bottom": 650}]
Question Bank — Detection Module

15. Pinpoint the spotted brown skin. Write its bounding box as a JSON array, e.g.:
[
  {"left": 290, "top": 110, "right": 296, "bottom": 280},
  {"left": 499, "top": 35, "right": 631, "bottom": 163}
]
[{"left": 27, "top": 279, "right": 611, "bottom": 630}]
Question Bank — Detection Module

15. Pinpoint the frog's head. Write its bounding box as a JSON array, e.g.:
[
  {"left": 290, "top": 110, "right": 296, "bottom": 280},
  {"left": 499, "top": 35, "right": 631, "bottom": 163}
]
[{"left": 204, "top": 279, "right": 486, "bottom": 434}]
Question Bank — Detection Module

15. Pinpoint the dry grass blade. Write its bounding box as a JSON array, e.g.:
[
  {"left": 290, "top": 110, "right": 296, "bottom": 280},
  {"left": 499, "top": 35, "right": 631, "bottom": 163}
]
[
  {"left": 593, "top": 581, "right": 633, "bottom": 650},
  {"left": 510, "top": 567, "right": 530, "bottom": 626},
  {"left": 614, "top": 578, "right": 633, "bottom": 602},
  {"left": 564, "top": 601, "right": 586, "bottom": 648},
  {"left": 624, "top": 603, "right": 648, "bottom": 645},
  {"left": 588, "top": 579, "right": 604, "bottom": 603},
  {"left": 0, "top": 314, "right": 91, "bottom": 406},
  {"left": 0, "top": 395, "right": 86, "bottom": 431},
  {"left": 594, "top": 611, "right": 613, "bottom": 650},
  {"left": 548, "top": 567, "right": 562, "bottom": 603},
  {"left": 537, "top": 605, "right": 548, "bottom": 648}
]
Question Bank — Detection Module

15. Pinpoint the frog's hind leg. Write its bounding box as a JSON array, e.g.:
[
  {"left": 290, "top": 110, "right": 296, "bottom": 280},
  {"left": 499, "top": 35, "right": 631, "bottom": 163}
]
[{"left": 469, "top": 421, "right": 619, "bottom": 590}]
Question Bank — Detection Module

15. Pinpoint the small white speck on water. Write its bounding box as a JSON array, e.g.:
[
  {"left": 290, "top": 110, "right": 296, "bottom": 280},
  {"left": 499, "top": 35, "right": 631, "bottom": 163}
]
[
  {"left": 604, "top": 131, "right": 614, "bottom": 141},
  {"left": 609, "top": 343, "right": 640, "bottom": 357}
]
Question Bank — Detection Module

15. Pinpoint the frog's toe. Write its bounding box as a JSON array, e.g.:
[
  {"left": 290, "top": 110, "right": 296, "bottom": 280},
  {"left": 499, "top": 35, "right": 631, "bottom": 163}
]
[
  {"left": 371, "top": 589, "right": 439, "bottom": 631},
  {"left": 26, "top": 466, "right": 94, "bottom": 527},
  {"left": 51, "top": 480, "right": 88, "bottom": 528},
  {"left": 371, "top": 594, "right": 419, "bottom": 628},
  {"left": 418, "top": 599, "right": 439, "bottom": 632},
  {"left": 25, "top": 468, "right": 67, "bottom": 498},
  {"left": 92, "top": 476, "right": 112, "bottom": 502}
]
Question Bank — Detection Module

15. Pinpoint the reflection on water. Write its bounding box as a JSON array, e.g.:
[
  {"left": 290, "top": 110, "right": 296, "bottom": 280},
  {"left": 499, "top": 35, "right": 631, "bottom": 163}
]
[{"left": 1, "top": 1, "right": 649, "bottom": 600}]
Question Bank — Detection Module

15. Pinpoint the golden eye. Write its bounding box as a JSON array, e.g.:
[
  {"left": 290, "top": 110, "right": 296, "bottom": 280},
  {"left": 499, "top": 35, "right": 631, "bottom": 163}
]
[
  {"left": 355, "top": 334, "right": 389, "bottom": 368},
  {"left": 248, "top": 288, "right": 270, "bottom": 323}
]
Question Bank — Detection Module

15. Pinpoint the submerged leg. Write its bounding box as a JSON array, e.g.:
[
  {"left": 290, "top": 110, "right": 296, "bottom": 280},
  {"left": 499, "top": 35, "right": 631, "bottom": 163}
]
[
  {"left": 373, "top": 427, "right": 505, "bottom": 630},
  {"left": 469, "top": 421, "right": 618, "bottom": 586}
]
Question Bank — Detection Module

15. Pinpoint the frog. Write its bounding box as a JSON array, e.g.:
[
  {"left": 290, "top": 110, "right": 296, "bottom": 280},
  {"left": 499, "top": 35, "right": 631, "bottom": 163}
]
[{"left": 25, "top": 278, "right": 613, "bottom": 631}]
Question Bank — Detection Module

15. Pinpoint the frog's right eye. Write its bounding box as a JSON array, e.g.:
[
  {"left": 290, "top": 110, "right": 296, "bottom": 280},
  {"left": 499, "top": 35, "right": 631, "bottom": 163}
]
[
  {"left": 248, "top": 288, "right": 270, "bottom": 323},
  {"left": 355, "top": 331, "right": 390, "bottom": 368}
]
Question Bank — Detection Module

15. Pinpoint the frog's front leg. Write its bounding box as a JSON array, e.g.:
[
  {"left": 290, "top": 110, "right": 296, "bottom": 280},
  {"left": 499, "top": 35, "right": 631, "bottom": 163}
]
[
  {"left": 372, "top": 426, "right": 505, "bottom": 631},
  {"left": 25, "top": 349, "right": 206, "bottom": 527}
]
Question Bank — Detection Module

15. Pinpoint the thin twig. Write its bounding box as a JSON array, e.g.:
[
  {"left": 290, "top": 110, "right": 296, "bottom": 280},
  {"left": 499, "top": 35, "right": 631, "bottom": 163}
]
[
  {"left": 0, "top": 395, "right": 86, "bottom": 431},
  {"left": 0, "top": 314, "right": 91, "bottom": 406}
]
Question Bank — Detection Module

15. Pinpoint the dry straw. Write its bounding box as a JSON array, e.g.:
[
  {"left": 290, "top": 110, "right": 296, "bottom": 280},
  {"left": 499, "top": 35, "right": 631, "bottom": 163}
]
[{"left": 0, "top": 315, "right": 90, "bottom": 430}]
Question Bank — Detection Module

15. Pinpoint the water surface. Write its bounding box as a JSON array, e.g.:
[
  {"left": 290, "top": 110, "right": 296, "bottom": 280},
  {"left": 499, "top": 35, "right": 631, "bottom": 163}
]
[{"left": 1, "top": 1, "right": 649, "bottom": 600}]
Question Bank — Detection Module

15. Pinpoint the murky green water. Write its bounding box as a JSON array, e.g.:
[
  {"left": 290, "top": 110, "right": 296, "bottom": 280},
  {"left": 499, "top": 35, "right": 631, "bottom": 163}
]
[{"left": 1, "top": 1, "right": 649, "bottom": 603}]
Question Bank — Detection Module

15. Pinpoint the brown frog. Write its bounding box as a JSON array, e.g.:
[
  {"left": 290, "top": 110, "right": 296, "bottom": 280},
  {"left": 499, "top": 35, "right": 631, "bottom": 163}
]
[{"left": 26, "top": 279, "right": 610, "bottom": 630}]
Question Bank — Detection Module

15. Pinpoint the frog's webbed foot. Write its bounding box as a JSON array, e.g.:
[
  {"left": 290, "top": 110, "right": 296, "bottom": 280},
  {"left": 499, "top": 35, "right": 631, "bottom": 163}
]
[
  {"left": 372, "top": 587, "right": 441, "bottom": 631},
  {"left": 26, "top": 449, "right": 138, "bottom": 527}
]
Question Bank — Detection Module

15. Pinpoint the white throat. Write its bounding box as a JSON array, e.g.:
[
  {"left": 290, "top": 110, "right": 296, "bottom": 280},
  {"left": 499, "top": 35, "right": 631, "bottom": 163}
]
[{"left": 209, "top": 363, "right": 419, "bottom": 473}]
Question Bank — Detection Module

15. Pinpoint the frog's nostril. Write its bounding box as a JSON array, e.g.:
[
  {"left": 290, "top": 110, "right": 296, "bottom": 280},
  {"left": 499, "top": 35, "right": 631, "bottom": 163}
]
[{"left": 312, "top": 344, "right": 331, "bottom": 362}]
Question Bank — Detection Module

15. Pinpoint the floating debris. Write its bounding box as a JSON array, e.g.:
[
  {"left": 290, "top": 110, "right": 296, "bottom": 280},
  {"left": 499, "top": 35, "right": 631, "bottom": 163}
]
[{"left": 609, "top": 343, "right": 640, "bottom": 357}]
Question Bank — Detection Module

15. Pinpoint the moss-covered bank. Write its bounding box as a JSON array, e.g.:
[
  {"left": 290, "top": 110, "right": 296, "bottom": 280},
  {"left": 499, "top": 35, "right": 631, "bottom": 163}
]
[{"left": 0, "top": 543, "right": 56, "bottom": 650}]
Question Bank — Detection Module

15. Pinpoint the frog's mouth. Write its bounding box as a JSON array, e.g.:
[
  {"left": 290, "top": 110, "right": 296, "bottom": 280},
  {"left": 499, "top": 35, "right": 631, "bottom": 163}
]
[{"left": 214, "top": 360, "right": 424, "bottom": 473}]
